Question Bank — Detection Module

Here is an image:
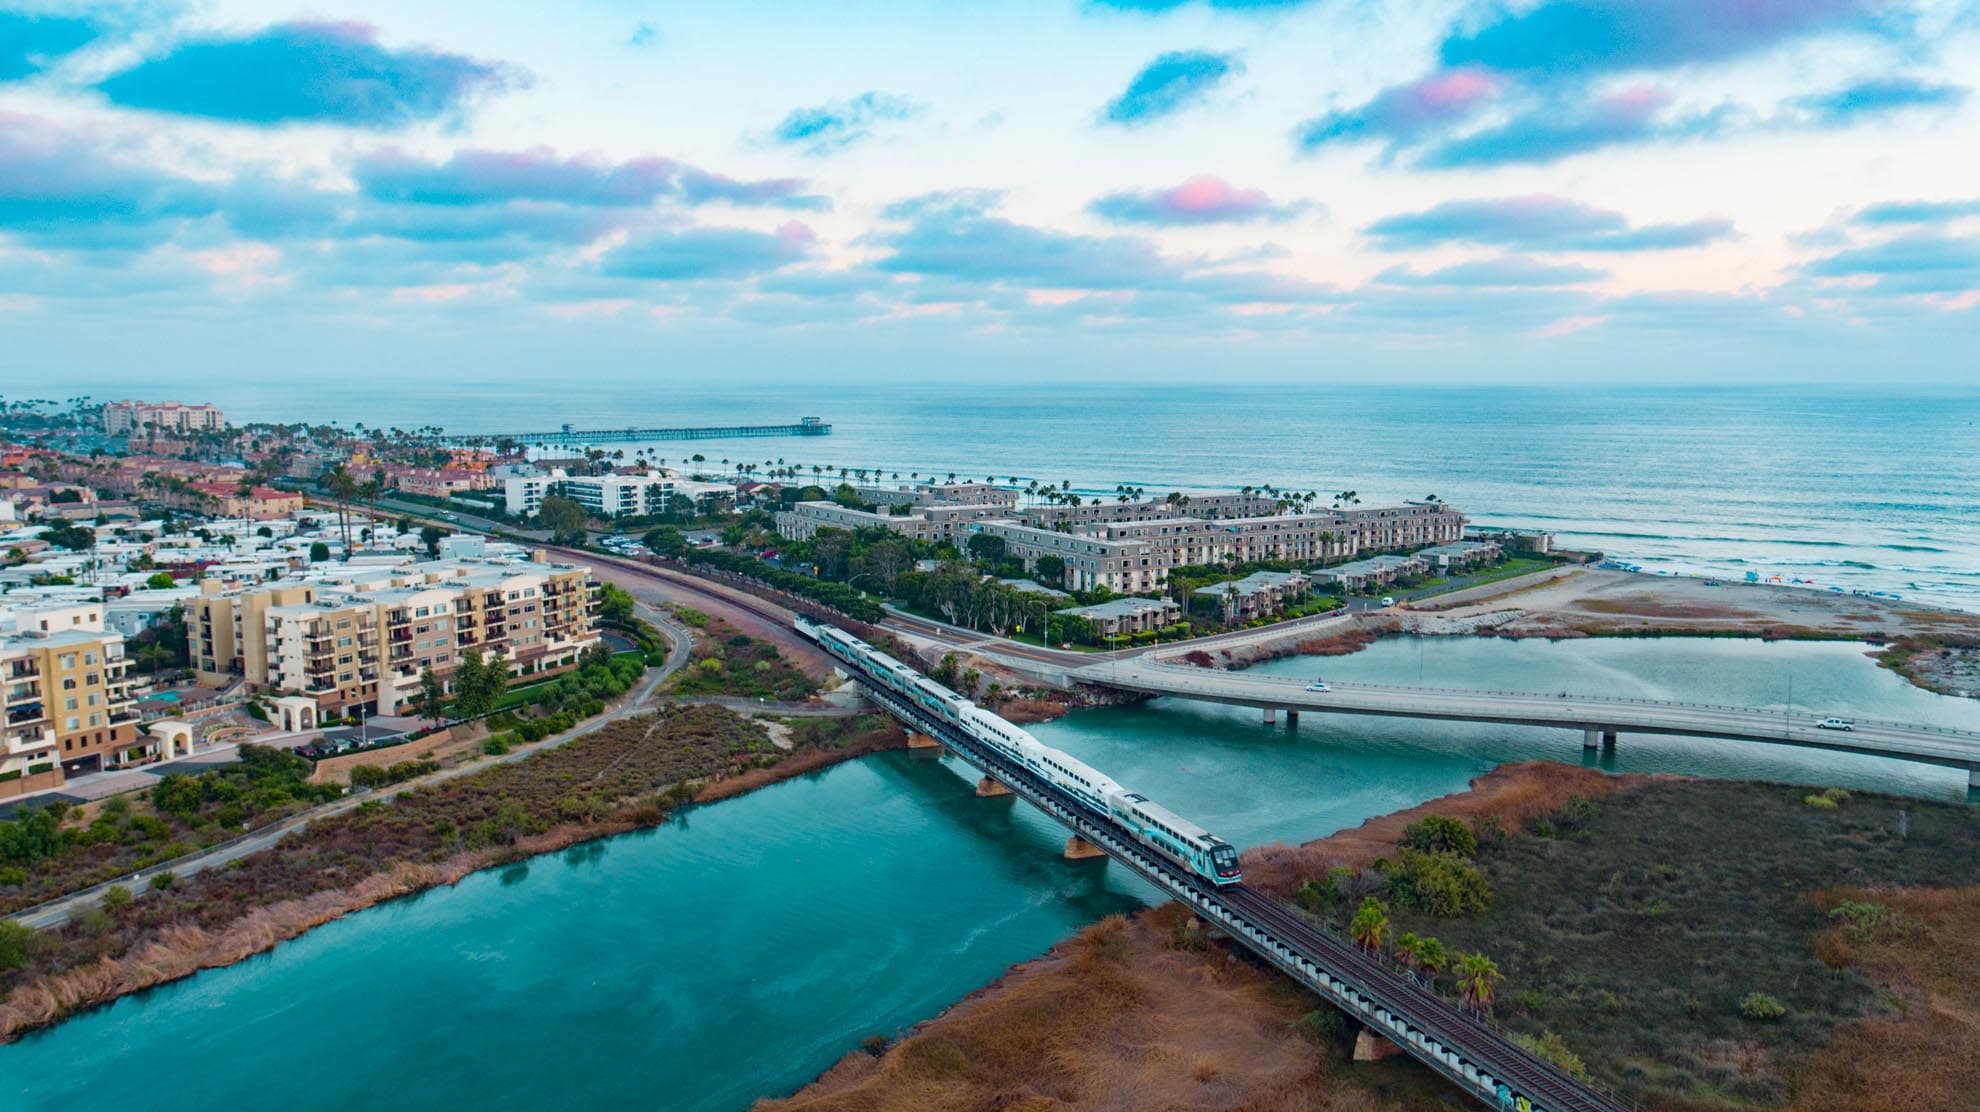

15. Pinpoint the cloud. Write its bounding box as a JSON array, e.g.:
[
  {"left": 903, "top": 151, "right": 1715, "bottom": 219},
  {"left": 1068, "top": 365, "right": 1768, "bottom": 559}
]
[
  {"left": 1087, "top": 175, "right": 1308, "bottom": 225},
  {"left": 1087, "top": 0, "right": 1314, "bottom": 11},
  {"left": 868, "top": 190, "right": 1333, "bottom": 311},
  {"left": 1375, "top": 257, "right": 1609, "bottom": 287},
  {"left": 1803, "top": 233, "right": 1980, "bottom": 294},
  {"left": 766, "top": 91, "right": 923, "bottom": 155},
  {"left": 1852, "top": 199, "right": 1980, "bottom": 225},
  {"left": 0, "top": 9, "right": 99, "bottom": 81},
  {"left": 1365, "top": 196, "right": 1734, "bottom": 252},
  {"left": 1419, "top": 84, "right": 1731, "bottom": 167},
  {"left": 628, "top": 22, "right": 657, "bottom": 48},
  {"left": 1788, "top": 76, "right": 1967, "bottom": 125},
  {"left": 1296, "top": 67, "right": 1502, "bottom": 152},
  {"left": 602, "top": 221, "right": 816, "bottom": 280},
  {"left": 97, "top": 20, "right": 523, "bottom": 126},
  {"left": 1437, "top": 0, "right": 1895, "bottom": 81},
  {"left": 353, "top": 146, "right": 827, "bottom": 210},
  {"left": 0, "top": 112, "right": 218, "bottom": 248},
  {"left": 1101, "top": 49, "right": 1240, "bottom": 127}
]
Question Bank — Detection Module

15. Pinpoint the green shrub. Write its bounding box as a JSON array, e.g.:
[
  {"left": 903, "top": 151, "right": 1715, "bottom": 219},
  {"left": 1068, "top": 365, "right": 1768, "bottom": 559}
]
[
  {"left": 148, "top": 870, "right": 176, "bottom": 892},
  {"left": 1738, "top": 992, "right": 1786, "bottom": 1021},
  {"left": 483, "top": 735, "right": 511, "bottom": 756},
  {"left": 1804, "top": 794, "right": 1839, "bottom": 810},
  {"left": 0, "top": 920, "right": 38, "bottom": 970},
  {"left": 0, "top": 866, "right": 26, "bottom": 886},
  {"left": 1511, "top": 1030, "right": 1587, "bottom": 1078},
  {"left": 102, "top": 884, "right": 132, "bottom": 910},
  {"left": 1296, "top": 1008, "right": 1351, "bottom": 1044},
  {"left": 1387, "top": 848, "right": 1493, "bottom": 918},
  {"left": 1400, "top": 815, "right": 1477, "bottom": 858}
]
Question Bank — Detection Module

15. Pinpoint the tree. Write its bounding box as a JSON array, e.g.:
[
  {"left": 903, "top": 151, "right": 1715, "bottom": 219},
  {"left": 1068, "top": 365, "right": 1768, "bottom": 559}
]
[
  {"left": 309, "top": 541, "right": 330, "bottom": 563},
  {"left": 1350, "top": 897, "right": 1390, "bottom": 952},
  {"left": 143, "top": 571, "right": 176, "bottom": 590},
  {"left": 414, "top": 666, "right": 449, "bottom": 728},
  {"left": 451, "top": 650, "right": 487, "bottom": 717},
  {"left": 1034, "top": 554, "right": 1066, "bottom": 585},
  {"left": 1399, "top": 815, "right": 1477, "bottom": 858},
  {"left": 1415, "top": 936, "right": 1449, "bottom": 984},
  {"left": 964, "top": 532, "right": 1008, "bottom": 567},
  {"left": 419, "top": 524, "right": 446, "bottom": 557},
  {"left": 599, "top": 583, "right": 636, "bottom": 624},
  {"left": 323, "top": 463, "right": 357, "bottom": 555},
  {"left": 1394, "top": 932, "right": 1424, "bottom": 976},
  {"left": 537, "top": 495, "right": 589, "bottom": 545},
  {"left": 1455, "top": 952, "right": 1503, "bottom": 1014},
  {"left": 643, "top": 526, "right": 687, "bottom": 557}
]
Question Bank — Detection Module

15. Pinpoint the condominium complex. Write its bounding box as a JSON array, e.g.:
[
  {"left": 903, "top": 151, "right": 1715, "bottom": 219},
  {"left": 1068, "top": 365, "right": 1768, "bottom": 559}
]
[
  {"left": 103, "top": 400, "right": 227, "bottom": 436},
  {"left": 190, "top": 553, "right": 599, "bottom": 717},
  {"left": 503, "top": 468, "right": 737, "bottom": 518},
  {"left": 2, "top": 601, "right": 138, "bottom": 793},
  {"left": 777, "top": 490, "right": 1465, "bottom": 593}
]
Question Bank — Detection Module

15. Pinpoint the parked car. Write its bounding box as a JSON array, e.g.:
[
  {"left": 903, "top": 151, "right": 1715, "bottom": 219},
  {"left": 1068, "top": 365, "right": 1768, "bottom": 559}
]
[{"left": 1815, "top": 717, "right": 1854, "bottom": 731}]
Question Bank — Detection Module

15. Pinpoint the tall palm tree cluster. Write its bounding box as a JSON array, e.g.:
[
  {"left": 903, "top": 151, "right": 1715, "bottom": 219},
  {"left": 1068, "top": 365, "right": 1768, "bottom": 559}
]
[{"left": 1348, "top": 898, "right": 1504, "bottom": 1014}]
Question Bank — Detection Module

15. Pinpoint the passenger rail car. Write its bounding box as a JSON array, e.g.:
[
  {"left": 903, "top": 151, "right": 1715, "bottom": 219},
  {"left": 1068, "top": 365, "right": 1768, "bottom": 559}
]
[{"left": 796, "top": 615, "right": 1243, "bottom": 887}]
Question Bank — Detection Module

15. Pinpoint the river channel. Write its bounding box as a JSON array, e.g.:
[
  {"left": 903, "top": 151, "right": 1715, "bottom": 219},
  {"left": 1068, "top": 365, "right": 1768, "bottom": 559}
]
[{"left": 7, "top": 637, "right": 1976, "bottom": 1111}]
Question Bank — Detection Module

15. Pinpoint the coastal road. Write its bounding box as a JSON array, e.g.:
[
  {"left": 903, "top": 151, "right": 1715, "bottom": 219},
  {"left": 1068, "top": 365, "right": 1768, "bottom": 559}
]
[
  {"left": 1076, "top": 659, "right": 1980, "bottom": 781},
  {"left": 8, "top": 602, "right": 692, "bottom": 932}
]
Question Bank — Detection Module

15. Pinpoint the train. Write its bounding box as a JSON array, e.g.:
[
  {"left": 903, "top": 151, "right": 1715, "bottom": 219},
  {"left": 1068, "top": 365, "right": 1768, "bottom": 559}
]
[{"left": 795, "top": 615, "right": 1243, "bottom": 888}]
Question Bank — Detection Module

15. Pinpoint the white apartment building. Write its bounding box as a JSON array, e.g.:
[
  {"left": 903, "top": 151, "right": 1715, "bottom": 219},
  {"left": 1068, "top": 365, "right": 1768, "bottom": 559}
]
[
  {"left": 505, "top": 469, "right": 737, "bottom": 519},
  {"left": 103, "top": 400, "right": 227, "bottom": 435}
]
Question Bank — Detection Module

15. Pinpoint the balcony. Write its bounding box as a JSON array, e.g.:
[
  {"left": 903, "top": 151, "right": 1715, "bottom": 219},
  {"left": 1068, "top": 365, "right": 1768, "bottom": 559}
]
[
  {"left": 6, "top": 661, "right": 39, "bottom": 680},
  {"left": 8, "top": 705, "right": 47, "bottom": 726}
]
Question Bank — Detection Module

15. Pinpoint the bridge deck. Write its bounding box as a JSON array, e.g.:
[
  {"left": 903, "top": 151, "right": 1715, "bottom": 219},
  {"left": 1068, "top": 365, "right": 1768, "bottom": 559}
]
[
  {"left": 1077, "top": 662, "right": 1980, "bottom": 774},
  {"left": 454, "top": 422, "right": 830, "bottom": 444},
  {"left": 845, "top": 657, "right": 1630, "bottom": 1112}
]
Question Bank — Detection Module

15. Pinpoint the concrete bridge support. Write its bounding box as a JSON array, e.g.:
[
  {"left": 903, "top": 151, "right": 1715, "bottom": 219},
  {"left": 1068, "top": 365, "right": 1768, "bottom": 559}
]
[
  {"left": 976, "top": 776, "right": 1013, "bottom": 798},
  {"left": 1285, "top": 709, "right": 1299, "bottom": 727},
  {"left": 1603, "top": 729, "right": 1618, "bottom": 750},
  {"left": 1063, "top": 835, "right": 1108, "bottom": 861},
  {"left": 1263, "top": 707, "right": 1277, "bottom": 725},
  {"left": 1583, "top": 727, "right": 1600, "bottom": 751},
  {"left": 1970, "top": 767, "right": 1980, "bottom": 792},
  {"left": 907, "top": 732, "right": 943, "bottom": 751}
]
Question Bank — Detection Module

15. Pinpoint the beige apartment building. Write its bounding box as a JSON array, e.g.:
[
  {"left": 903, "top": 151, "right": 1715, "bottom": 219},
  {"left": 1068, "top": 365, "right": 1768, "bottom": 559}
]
[
  {"left": 1, "top": 602, "right": 138, "bottom": 792},
  {"left": 190, "top": 554, "right": 599, "bottom": 717},
  {"left": 103, "top": 400, "right": 227, "bottom": 436}
]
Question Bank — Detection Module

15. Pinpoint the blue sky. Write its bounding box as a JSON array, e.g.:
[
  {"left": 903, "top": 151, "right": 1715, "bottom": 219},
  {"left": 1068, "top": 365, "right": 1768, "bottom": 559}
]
[{"left": 1, "top": 0, "right": 1977, "bottom": 386}]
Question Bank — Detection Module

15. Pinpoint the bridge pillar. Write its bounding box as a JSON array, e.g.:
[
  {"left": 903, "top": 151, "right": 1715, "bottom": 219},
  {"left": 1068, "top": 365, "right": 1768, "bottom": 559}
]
[
  {"left": 1583, "top": 727, "right": 1600, "bottom": 750},
  {"left": 1602, "top": 729, "right": 1618, "bottom": 750},
  {"left": 1352, "top": 1027, "right": 1403, "bottom": 1062},
  {"left": 1969, "top": 767, "right": 1980, "bottom": 792},
  {"left": 906, "top": 732, "right": 943, "bottom": 751},
  {"left": 975, "top": 776, "right": 1013, "bottom": 798},
  {"left": 1063, "top": 835, "right": 1107, "bottom": 861},
  {"left": 1263, "top": 707, "right": 1277, "bottom": 725},
  {"left": 1285, "top": 709, "right": 1299, "bottom": 727}
]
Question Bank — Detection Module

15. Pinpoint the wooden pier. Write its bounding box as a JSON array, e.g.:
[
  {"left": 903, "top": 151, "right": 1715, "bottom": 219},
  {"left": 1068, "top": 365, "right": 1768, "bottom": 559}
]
[{"left": 455, "top": 417, "right": 830, "bottom": 446}]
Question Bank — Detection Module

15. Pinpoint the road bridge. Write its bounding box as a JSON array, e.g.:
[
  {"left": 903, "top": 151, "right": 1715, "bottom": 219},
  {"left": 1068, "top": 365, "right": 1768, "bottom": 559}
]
[
  {"left": 1075, "top": 660, "right": 1980, "bottom": 786},
  {"left": 833, "top": 644, "right": 1630, "bottom": 1112}
]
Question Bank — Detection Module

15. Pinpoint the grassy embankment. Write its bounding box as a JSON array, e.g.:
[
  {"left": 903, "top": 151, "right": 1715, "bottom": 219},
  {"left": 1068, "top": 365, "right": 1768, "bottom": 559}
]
[
  {"left": 1276, "top": 777, "right": 1980, "bottom": 1110},
  {"left": 0, "top": 703, "right": 903, "bottom": 1042},
  {"left": 664, "top": 609, "right": 822, "bottom": 701}
]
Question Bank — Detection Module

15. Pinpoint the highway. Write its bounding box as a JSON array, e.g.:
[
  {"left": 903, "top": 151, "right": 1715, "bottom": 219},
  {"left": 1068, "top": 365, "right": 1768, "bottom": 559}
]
[
  {"left": 1076, "top": 659, "right": 1980, "bottom": 783},
  {"left": 829, "top": 630, "right": 1630, "bottom": 1112}
]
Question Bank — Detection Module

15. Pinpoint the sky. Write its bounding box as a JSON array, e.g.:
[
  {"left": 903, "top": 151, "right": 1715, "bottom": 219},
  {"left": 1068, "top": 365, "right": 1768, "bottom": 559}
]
[{"left": 1, "top": 0, "right": 1978, "bottom": 387}]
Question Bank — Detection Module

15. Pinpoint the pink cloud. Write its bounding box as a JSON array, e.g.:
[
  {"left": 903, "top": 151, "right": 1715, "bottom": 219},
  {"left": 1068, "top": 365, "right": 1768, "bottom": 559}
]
[{"left": 1089, "top": 175, "right": 1307, "bottom": 226}]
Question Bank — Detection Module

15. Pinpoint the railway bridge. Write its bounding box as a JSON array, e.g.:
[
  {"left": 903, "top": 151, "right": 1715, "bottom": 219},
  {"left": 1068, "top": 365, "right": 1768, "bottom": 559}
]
[
  {"left": 834, "top": 645, "right": 1630, "bottom": 1112},
  {"left": 1073, "top": 659, "right": 1980, "bottom": 787}
]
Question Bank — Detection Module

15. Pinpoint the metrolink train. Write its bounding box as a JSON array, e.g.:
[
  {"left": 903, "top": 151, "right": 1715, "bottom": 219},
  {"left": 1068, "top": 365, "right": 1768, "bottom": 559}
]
[{"left": 796, "top": 615, "right": 1243, "bottom": 887}]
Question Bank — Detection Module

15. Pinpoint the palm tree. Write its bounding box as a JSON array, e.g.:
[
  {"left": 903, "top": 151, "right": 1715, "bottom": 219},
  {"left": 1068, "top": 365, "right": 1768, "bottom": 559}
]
[
  {"left": 1394, "top": 932, "right": 1424, "bottom": 976},
  {"left": 357, "top": 477, "right": 383, "bottom": 546},
  {"left": 1349, "top": 897, "right": 1390, "bottom": 953},
  {"left": 1455, "top": 952, "right": 1503, "bottom": 1014},
  {"left": 323, "top": 464, "right": 357, "bottom": 556},
  {"left": 1415, "top": 936, "right": 1448, "bottom": 986}
]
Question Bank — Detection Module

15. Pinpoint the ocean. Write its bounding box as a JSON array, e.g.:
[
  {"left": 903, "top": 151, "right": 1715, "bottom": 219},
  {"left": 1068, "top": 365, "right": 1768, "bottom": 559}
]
[{"left": 60, "top": 378, "right": 1980, "bottom": 609}]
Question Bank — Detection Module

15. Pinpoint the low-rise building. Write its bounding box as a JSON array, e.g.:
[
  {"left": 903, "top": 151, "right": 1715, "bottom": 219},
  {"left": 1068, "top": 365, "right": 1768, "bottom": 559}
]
[
  {"left": 1192, "top": 570, "right": 1311, "bottom": 623},
  {"left": 504, "top": 468, "right": 736, "bottom": 519},
  {"left": 1054, "top": 597, "right": 1182, "bottom": 639}
]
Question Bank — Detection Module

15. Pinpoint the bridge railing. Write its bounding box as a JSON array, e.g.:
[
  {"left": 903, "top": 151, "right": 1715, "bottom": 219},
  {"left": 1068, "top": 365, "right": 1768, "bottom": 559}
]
[{"left": 1118, "top": 667, "right": 1980, "bottom": 738}]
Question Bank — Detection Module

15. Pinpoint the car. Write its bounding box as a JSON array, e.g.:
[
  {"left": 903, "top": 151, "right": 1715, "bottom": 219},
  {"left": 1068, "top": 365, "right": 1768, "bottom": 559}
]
[
  {"left": 1379, "top": 596, "right": 1396, "bottom": 607},
  {"left": 1305, "top": 680, "right": 1331, "bottom": 692},
  {"left": 1815, "top": 717, "right": 1854, "bottom": 731}
]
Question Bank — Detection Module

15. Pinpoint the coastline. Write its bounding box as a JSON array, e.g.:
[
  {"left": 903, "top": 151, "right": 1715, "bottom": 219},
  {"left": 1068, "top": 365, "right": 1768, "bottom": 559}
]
[{"left": 0, "top": 717, "right": 906, "bottom": 1044}]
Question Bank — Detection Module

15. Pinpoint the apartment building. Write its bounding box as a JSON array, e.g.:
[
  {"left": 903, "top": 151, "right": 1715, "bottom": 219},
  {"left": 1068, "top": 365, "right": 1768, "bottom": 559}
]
[
  {"left": 1014, "top": 491, "right": 1280, "bottom": 528},
  {"left": 504, "top": 469, "right": 737, "bottom": 519},
  {"left": 190, "top": 554, "right": 599, "bottom": 716},
  {"left": 854, "top": 481, "right": 1021, "bottom": 509},
  {"left": 0, "top": 602, "right": 138, "bottom": 788},
  {"left": 103, "top": 400, "right": 227, "bottom": 435},
  {"left": 774, "top": 501, "right": 1011, "bottom": 545}
]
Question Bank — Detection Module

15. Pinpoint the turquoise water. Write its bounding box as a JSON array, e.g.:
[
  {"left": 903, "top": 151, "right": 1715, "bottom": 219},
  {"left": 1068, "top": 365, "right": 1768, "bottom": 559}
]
[
  {"left": 69, "top": 380, "right": 1980, "bottom": 607},
  {"left": 6, "top": 638, "right": 1978, "bottom": 1110}
]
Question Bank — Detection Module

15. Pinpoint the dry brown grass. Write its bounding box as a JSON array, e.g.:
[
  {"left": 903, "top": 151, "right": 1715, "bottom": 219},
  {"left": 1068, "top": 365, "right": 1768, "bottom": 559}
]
[
  {"left": 1575, "top": 595, "right": 1766, "bottom": 621},
  {"left": 693, "top": 722, "right": 906, "bottom": 804},
  {"left": 1788, "top": 886, "right": 1980, "bottom": 1111},
  {"left": 307, "top": 728, "right": 462, "bottom": 785},
  {"left": 758, "top": 906, "right": 1438, "bottom": 1112},
  {"left": 1242, "top": 761, "right": 1648, "bottom": 899},
  {"left": 1293, "top": 627, "right": 1383, "bottom": 657},
  {"left": 999, "top": 698, "right": 1072, "bottom": 724}
]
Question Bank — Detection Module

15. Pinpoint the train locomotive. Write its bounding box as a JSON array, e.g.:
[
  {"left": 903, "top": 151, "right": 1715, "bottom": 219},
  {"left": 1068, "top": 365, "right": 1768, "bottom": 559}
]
[{"left": 796, "top": 616, "right": 1243, "bottom": 887}]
